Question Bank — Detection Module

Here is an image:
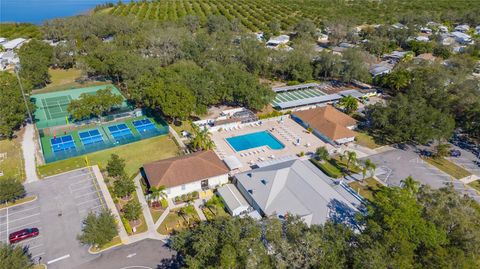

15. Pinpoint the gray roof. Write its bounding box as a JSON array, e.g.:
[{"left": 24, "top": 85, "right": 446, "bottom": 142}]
[
  {"left": 235, "top": 160, "right": 361, "bottom": 226},
  {"left": 272, "top": 83, "right": 319, "bottom": 93},
  {"left": 275, "top": 93, "right": 342, "bottom": 109},
  {"left": 217, "top": 184, "right": 250, "bottom": 214},
  {"left": 339, "top": 89, "right": 364, "bottom": 99},
  {"left": 223, "top": 155, "right": 243, "bottom": 170}
]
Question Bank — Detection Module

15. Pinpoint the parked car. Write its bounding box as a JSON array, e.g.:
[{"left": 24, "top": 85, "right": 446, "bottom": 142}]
[
  {"left": 420, "top": 150, "right": 433, "bottom": 157},
  {"left": 449, "top": 149, "right": 461, "bottom": 157},
  {"left": 9, "top": 228, "right": 39, "bottom": 244}
]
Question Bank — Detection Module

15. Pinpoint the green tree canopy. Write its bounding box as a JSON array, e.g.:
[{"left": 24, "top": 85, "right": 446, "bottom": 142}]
[
  {"left": 0, "top": 72, "right": 32, "bottom": 138},
  {"left": 0, "top": 243, "right": 33, "bottom": 269},
  {"left": 77, "top": 209, "right": 118, "bottom": 247},
  {"left": 67, "top": 88, "right": 123, "bottom": 120},
  {"left": 0, "top": 178, "right": 26, "bottom": 204},
  {"left": 122, "top": 200, "right": 142, "bottom": 221},
  {"left": 106, "top": 154, "right": 126, "bottom": 178},
  {"left": 18, "top": 39, "right": 53, "bottom": 88},
  {"left": 113, "top": 175, "right": 136, "bottom": 198}
]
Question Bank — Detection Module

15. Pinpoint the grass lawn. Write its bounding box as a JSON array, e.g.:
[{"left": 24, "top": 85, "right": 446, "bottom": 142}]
[
  {"left": 170, "top": 120, "right": 194, "bottom": 136},
  {"left": 468, "top": 180, "right": 480, "bottom": 193},
  {"left": 37, "top": 135, "right": 179, "bottom": 178},
  {"left": 0, "top": 136, "right": 25, "bottom": 181},
  {"left": 157, "top": 208, "right": 199, "bottom": 235},
  {"left": 310, "top": 159, "right": 343, "bottom": 178},
  {"left": 348, "top": 178, "right": 383, "bottom": 202},
  {"left": 332, "top": 156, "right": 362, "bottom": 174},
  {"left": 355, "top": 132, "right": 383, "bottom": 149},
  {"left": 34, "top": 68, "right": 112, "bottom": 94},
  {"left": 423, "top": 157, "right": 471, "bottom": 179},
  {"left": 90, "top": 236, "right": 122, "bottom": 253},
  {"left": 0, "top": 196, "right": 36, "bottom": 210},
  {"left": 150, "top": 208, "right": 165, "bottom": 223},
  {"left": 202, "top": 204, "right": 230, "bottom": 221}
]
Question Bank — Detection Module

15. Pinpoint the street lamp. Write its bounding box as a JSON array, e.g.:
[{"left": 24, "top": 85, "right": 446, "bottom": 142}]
[{"left": 14, "top": 66, "right": 33, "bottom": 124}]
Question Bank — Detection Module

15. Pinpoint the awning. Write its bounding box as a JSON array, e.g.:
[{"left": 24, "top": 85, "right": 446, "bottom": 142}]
[{"left": 223, "top": 155, "right": 243, "bottom": 170}]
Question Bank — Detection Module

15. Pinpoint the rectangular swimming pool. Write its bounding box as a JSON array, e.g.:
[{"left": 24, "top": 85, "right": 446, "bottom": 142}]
[{"left": 226, "top": 131, "right": 284, "bottom": 152}]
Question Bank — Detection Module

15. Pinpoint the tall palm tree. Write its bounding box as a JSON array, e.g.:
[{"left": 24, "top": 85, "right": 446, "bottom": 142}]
[
  {"left": 338, "top": 95, "right": 358, "bottom": 114},
  {"left": 179, "top": 204, "right": 196, "bottom": 225},
  {"left": 364, "top": 159, "right": 376, "bottom": 178},
  {"left": 149, "top": 185, "right": 166, "bottom": 202},
  {"left": 345, "top": 151, "right": 357, "bottom": 171},
  {"left": 402, "top": 176, "right": 419, "bottom": 194},
  {"left": 191, "top": 123, "right": 215, "bottom": 151}
]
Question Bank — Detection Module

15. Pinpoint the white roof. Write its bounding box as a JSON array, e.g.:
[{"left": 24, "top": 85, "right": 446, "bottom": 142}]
[
  {"left": 223, "top": 155, "right": 243, "bottom": 170},
  {"left": 2, "top": 38, "right": 26, "bottom": 50},
  {"left": 415, "top": 36, "right": 430, "bottom": 42},
  {"left": 267, "top": 35, "right": 290, "bottom": 45},
  {"left": 455, "top": 24, "right": 470, "bottom": 32},
  {"left": 451, "top": 31, "right": 471, "bottom": 40},
  {"left": 0, "top": 38, "right": 7, "bottom": 44},
  {"left": 217, "top": 184, "right": 250, "bottom": 216}
]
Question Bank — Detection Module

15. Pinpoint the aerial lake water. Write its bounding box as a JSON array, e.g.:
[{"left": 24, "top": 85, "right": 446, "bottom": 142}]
[{"left": 1, "top": 0, "right": 115, "bottom": 24}]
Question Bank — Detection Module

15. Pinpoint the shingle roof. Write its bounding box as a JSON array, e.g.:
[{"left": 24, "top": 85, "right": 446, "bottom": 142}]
[
  {"left": 143, "top": 150, "right": 229, "bottom": 188},
  {"left": 293, "top": 105, "right": 357, "bottom": 141}
]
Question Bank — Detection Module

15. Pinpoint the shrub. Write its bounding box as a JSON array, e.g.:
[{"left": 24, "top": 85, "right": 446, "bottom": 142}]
[
  {"left": 123, "top": 200, "right": 142, "bottom": 221},
  {"left": 0, "top": 178, "right": 26, "bottom": 204},
  {"left": 121, "top": 216, "right": 133, "bottom": 234},
  {"left": 161, "top": 198, "right": 168, "bottom": 208}
]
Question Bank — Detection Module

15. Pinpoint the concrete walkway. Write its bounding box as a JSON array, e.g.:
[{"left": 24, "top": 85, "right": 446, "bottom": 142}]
[
  {"left": 193, "top": 199, "right": 207, "bottom": 221},
  {"left": 91, "top": 166, "right": 130, "bottom": 244},
  {"left": 22, "top": 124, "right": 39, "bottom": 183},
  {"left": 168, "top": 126, "right": 187, "bottom": 149}
]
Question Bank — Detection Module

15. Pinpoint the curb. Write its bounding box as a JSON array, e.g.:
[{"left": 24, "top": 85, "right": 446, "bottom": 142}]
[
  {"left": 88, "top": 242, "right": 123, "bottom": 254},
  {"left": 0, "top": 195, "right": 37, "bottom": 210}
]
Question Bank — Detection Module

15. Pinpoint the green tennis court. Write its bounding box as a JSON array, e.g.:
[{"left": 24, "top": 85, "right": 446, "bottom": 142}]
[
  {"left": 32, "top": 84, "right": 128, "bottom": 129},
  {"left": 271, "top": 88, "right": 326, "bottom": 107}
]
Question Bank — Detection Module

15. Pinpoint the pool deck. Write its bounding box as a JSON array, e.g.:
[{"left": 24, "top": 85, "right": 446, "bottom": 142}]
[{"left": 211, "top": 116, "right": 335, "bottom": 171}]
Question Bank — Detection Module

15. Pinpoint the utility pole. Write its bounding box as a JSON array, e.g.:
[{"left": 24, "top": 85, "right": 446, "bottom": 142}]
[{"left": 14, "top": 66, "right": 33, "bottom": 124}]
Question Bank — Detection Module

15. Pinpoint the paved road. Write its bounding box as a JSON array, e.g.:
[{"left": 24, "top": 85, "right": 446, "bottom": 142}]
[
  {"left": 1, "top": 168, "right": 106, "bottom": 268},
  {"left": 74, "top": 239, "right": 179, "bottom": 269},
  {"left": 364, "top": 148, "right": 480, "bottom": 202}
]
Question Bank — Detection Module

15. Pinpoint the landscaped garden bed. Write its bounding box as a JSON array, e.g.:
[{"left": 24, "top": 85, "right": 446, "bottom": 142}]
[
  {"left": 173, "top": 191, "right": 199, "bottom": 205},
  {"left": 157, "top": 205, "right": 199, "bottom": 235}
]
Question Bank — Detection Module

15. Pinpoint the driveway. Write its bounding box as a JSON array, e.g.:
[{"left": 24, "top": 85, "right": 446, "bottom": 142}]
[
  {"left": 364, "top": 148, "right": 480, "bottom": 202},
  {"left": 0, "top": 168, "right": 106, "bottom": 268}
]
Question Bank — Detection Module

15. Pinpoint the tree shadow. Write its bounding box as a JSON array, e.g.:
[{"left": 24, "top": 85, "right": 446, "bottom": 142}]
[{"left": 155, "top": 253, "right": 184, "bottom": 269}]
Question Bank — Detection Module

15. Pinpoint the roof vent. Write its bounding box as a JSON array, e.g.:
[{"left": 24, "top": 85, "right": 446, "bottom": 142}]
[
  {"left": 247, "top": 173, "right": 252, "bottom": 178},
  {"left": 248, "top": 189, "right": 253, "bottom": 194},
  {"left": 260, "top": 179, "right": 268, "bottom": 185}
]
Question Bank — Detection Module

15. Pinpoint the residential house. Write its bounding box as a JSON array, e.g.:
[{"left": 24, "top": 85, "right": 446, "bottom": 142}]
[
  {"left": 415, "top": 36, "right": 430, "bottom": 42},
  {"left": 142, "top": 150, "right": 229, "bottom": 198},
  {"left": 476, "top": 26, "right": 480, "bottom": 35},
  {"left": 454, "top": 24, "right": 470, "bottom": 33},
  {"left": 438, "top": 25, "right": 449, "bottom": 33},
  {"left": 292, "top": 105, "right": 357, "bottom": 145},
  {"left": 382, "top": 50, "right": 410, "bottom": 63},
  {"left": 451, "top": 31, "right": 473, "bottom": 45},
  {"left": 0, "top": 37, "right": 7, "bottom": 45},
  {"left": 233, "top": 159, "right": 362, "bottom": 227},
  {"left": 369, "top": 62, "right": 394, "bottom": 77},
  {"left": 2, "top": 38, "right": 27, "bottom": 50},
  {"left": 420, "top": 27, "right": 432, "bottom": 34},
  {"left": 266, "top": 35, "right": 290, "bottom": 49}
]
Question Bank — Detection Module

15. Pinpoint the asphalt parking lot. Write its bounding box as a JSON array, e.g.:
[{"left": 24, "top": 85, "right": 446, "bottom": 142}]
[
  {"left": 0, "top": 168, "right": 106, "bottom": 268},
  {"left": 364, "top": 148, "right": 480, "bottom": 202},
  {"left": 447, "top": 145, "right": 480, "bottom": 176}
]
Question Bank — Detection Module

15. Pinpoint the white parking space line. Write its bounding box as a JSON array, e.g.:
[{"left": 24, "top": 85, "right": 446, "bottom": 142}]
[
  {"left": 47, "top": 254, "right": 70, "bottom": 264},
  {"left": 8, "top": 213, "right": 41, "bottom": 223},
  {"left": 27, "top": 243, "right": 44, "bottom": 250},
  {"left": 75, "top": 190, "right": 98, "bottom": 199},
  {"left": 1, "top": 206, "right": 40, "bottom": 215},
  {"left": 0, "top": 221, "right": 41, "bottom": 233},
  {"left": 70, "top": 183, "right": 95, "bottom": 193},
  {"left": 13, "top": 235, "right": 43, "bottom": 245},
  {"left": 80, "top": 204, "right": 103, "bottom": 213},
  {"left": 76, "top": 197, "right": 100, "bottom": 206},
  {"left": 31, "top": 252, "right": 45, "bottom": 259}
]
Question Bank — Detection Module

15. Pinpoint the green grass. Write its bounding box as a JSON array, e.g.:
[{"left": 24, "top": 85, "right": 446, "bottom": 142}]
[
  {"left": 157, "top": 207, "right": 199, "bottom": 235},
  {"left": 202, "top": 204, "right": 230, "bottom": 221},
  {"left": 348, "top": 178, "right": 383, "bottom": 202},
  {"left": 468, "top": 180, "right": 480, "bottom": 193},
  {"left": 170, "top": 120, "right": 194, "bottom": 136},
  {"left": 423, "top": 157, "right": 472, "bottom": 179},
  {"left": 150, "top": 208, "right": 165, "bottom": 223},
  {"left": 37, "top": 135, "right": 180, "bottom": 178},
  {"left": 0, "top": 137, "right": 25, "bottom": 182},
  {"left": 0, "top": 23, "right": 41, "bottom": 39},
  {"left": 90, "top": 236, "right": 122, "bottom": 252},
  {"left": 355, "top": 132, "right": 383, "bottom": 149},
  {"left": 0, "top": 196, "right": 36, "bottom": 209},
  {"left": 34, "top": 68, "right": 111, "bottom": 94},
  {"left": 130, "top": 192, "right": 148, "bottom": 234},
  {"left": 310, "top": 159, "right": 343, "bottom": 178}
]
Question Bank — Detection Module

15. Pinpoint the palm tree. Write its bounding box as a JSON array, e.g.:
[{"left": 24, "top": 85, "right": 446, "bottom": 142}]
[
  {"left": 149, "top": 185, "right": 166, "bottom": 203},
  {"left": 402, "top": 176, "right": 419, "bottom": 194},
  {"left": 361, "top": 166, "right": 367, "bottom": 181},
  {"left": 315, "top": 146, "right": 329, "bottom": 162},
  {"left": 364, "top": 159, "right": 376, "bottom": 178},
  {"left": 191, "top": 123, "right": 215, "bottom": 151},
  {"left": 178, "top": 204, "right": 196, "bottom": 225},
  {"left": 204, "top": 195, "right": 222, "bottom": 215},
  {"left": 345, "top": 151, "right": 357, "bottom": 171},
  {"left": 338, "top": 95, "right": 358, "bottom": 114},
  {"left": 435, "top": 143, "right": 450, "bottom": 159}
]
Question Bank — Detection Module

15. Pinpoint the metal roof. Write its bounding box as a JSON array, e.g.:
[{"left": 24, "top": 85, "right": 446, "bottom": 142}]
[
  {"left": 272, "top": 83, "right": 319, "bottom": 93},
  {"left": 235, "top": 160, "right": 361, "bottom": 226},
  {"left": 223, "top": 155, "right": 243, "bottom": 170},
  {"left": 275, "top": 93, "right": 342, "bottom": 109},
  {"left": 217, "top": 184, "right": 250, "bottom": 215},
  {"left": 339, "top": 89, "right": 364, "bottom": 99}
]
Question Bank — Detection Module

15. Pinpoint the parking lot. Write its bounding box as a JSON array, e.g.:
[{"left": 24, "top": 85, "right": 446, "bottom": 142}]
[
  {"left": 447, "top": 145, "right": 480, "bottom": 176},
  {"left": 0, "top": 168, "right": 106, "bottom": 268},
  {"left": 365, "top": 148, "right": 480, "bottom": 202}
]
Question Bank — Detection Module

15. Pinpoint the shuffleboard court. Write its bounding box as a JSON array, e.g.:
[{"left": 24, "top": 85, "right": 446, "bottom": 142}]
[
  {"left": 108, "top": 123, "right": 134, "bottom": 142},
  {"left": 51, "top": 135, "right": 76, "bottom": 153},
  {"left": 79, "top": 129, "right": 104, "bottom": 146},
  {"left": 132, "top": 118, "right": 157, "bottom": 135}
]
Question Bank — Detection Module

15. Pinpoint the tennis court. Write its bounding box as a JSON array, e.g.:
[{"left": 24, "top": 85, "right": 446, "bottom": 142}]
[
  {"left": 79, "top": 129, "right": 104, "bottom": 147},
  {"left": 108, "top": 123, "right": 134, "bottom": 142},
  {"left": 271, "top": 88, "right": 326, "bottom": 107},
  {"left": 132, "top": 118, "right": 158, "bottom": 135},
  {"left": 51, "top": 135, "right": 76, "bottom": 153},
  {"left": 32, "top": 84, "right": 128, "bottom": 129}
]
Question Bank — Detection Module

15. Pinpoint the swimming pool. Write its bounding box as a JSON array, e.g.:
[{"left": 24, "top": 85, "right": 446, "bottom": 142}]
[{"left": 226, "top": 131, "right": 284, "bottom": 152}]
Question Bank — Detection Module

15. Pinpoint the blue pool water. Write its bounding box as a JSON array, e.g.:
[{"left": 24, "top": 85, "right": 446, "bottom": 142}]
[{"left": 226, "top": 131, "right": 284, "bottom": 152}]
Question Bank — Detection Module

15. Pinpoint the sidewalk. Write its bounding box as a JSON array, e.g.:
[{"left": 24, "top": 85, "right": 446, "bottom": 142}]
[
  {"left": 193, "top": 199, "right": 206, "bottom": 221},
  {"left": 22, "top": 123, "right": 39, "bottom": 183},
  {"left": 91, "top": 165, "right": 129, "bottom": 244}
]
